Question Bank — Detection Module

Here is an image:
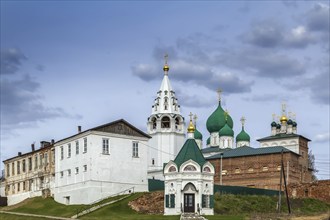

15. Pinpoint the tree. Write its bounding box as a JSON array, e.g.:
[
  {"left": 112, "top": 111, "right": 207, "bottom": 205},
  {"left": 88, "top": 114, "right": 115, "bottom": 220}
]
[{"left": 308, "top": 150, "right": 318, "bottom": 181}]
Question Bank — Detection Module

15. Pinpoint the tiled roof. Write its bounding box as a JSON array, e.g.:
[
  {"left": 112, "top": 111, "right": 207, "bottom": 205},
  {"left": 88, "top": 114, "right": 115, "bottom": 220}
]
[
  {"left": 257, "top": 133, "right": 311, "bottom": 142},
  {"left": 206, "top": 146, "right": 298, "bottom": 160},
  {"left": 173, "top": 139, "right": 206, "bottom": 168}
]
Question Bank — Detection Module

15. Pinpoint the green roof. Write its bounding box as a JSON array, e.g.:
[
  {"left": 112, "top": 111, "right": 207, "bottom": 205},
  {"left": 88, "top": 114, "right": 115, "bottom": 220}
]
[
  {"left": 206, "top": 137, "right": 210, "bottom": 145},
  {"left": 173, "top": 139, "right": 207, "bottom": 168},
  {"left": 206, "top": 146, "right": 298, "bottom": 160},
  {"left": 257, "top": 133, "right": 310, "bottom": 142},
  {"left": 236, "top": 127, "right": 250, "bottom": 142},
  {"left": 194, "top": 127, "right": 203, "bottom": 140},
  {"left": 219, "top": 123, "right": 234, "bottom": 137},
  {"left": 201, "top": 147, "right": 231, "bottom": 154},
  {"left": 206, "top": 101, "right": 233, "bottom": 133}
]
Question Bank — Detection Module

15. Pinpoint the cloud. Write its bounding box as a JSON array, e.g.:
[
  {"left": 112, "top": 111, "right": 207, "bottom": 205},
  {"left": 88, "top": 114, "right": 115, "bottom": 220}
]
[
  {"left": 241, "top": 20, "right": 315, "bottom": 49},
  {"left": 175, "top": 89, "right": 214, "bottom": 108},
  {"left": 282, "top": 0, "right": 298, "bottom": 8},
  {"left": 314, "top": 132, "right": 330, "bottom": 143},
  {"left": 0, "top": 48, "right": 27, "bottom": 74},
  {"left": 217, "top": 48, "right": 305, "bottom": 78},
  {"left": 305, "top": 3, "right": 330, "bottom": 32}
]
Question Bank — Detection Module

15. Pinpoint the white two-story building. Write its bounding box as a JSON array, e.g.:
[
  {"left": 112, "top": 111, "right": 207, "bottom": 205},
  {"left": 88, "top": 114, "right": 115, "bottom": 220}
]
[{"left": 54, "top": 119, "right": 150, "bottom": 205}]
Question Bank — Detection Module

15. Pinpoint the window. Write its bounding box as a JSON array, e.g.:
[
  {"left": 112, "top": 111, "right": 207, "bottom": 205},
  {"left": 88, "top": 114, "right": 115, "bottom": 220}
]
[
  {"left": 76, "top": 141, "right": 79, "bottom": 155},
  {"left": 248, "top": 167, "right": 254, "bottom": 172},
  {"left": 203, "top": 167, "right": 211, "bottom": 172},
  {"left": 152, "top": 158, "right": 155, "bottom": 165},
  {"left": 161, "top": 116, "right": 170, "bottom": 128},
  {"left": 169, "top": 166, "right": 177, "bottom": 172},
  {"left": 152, "top": 118, "right": 157, "bottom": 130},
  {"left": 60, "top": 171, "right": 63, "bottom": 178},
  {"left": 45, "top": 153, "right": 48, "bottom": 165},
  {"left": 28, "top": 157, "right": 32, "bottom": 171},
  {"left": 52, "top": 149, "right": 55, "bottom": 164},
  {"left": 262, "top": 166, "right": 269, "bottom": 171},
  {"left": 165, "top": 194, "right": 175, "bottom": 208},
  {"left": 277, "top": 165, "right": 281, "bottom": 171},
  {"left": 235, "top": 168, "right": 241, "bottom": 174},
  {"left": 39, "top": 154, "right": 43, "bottom": 167},
  {"left": 23, "top": 181, "right": 26, "bottom": 191},
  {"left": 102, "top": 139, "right": 109, "bottom": 154},
  {"left": 183, "top": 165, "right": 197, "bottom": 171},
  {"left": 83, "top": 138, "right": 87, "bottom": 153},
  {"left": 83, "top": 165, "right": 87, "bottom": 172},
  {"left": 6, "top": 164, "right": 10, "bottom": 177},
  {"left": 60, "top": 146, "right": 64, "bottom": 160},
  {"left": 221, "top": 170, "right": 228, "bottom": 175},
  {"left": 35, "top": 155, "right": 38, "bottom": 169},
  {"left": 68, "top": 144, "right": 71, "bottom": 158},
  {"left": 202, "top": 194, "right": 210, "bottom": 208},
  {"left": 67, "top": 169, "right": 71, "bottom": 176},
  {"left": 12, "top": 163, "right": 15, "bottom": 175},
  {"left": 17, "top": 182, "right": 20, "bottom": 192},
  {"left": 22, "top": 160, "right": 26, "bottom": 173},
  {"left": 17, "top": 161, "right": 20, "bottom": 174},
  {"left": 75, "top": 167, "right": 79, "bottom": 174},
  {"left": 132, "top": 142, "right": 139, "bottom": 157}
]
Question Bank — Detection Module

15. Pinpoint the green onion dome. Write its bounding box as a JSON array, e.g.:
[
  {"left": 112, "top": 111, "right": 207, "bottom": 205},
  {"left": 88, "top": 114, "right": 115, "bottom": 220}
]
[
  {"left": 206, "top": 101, "right": 233, "bottom": 133},
  {"left": 271, "top": 121, "right": 277, "bottom": 127},
  {"left": 287, "top": 119, "right": 293, "bottom": 125},
  {"left": 236, "top": 127, "right": 250, "bottom": 142},
  {"left": 194, "top": 127, "right": 203, "bottom": 140},
  {"left": 206, "top": 137, "right": 210, "bottom": 145},
  {"left": 219, "top": 123, "right": 234, "bottom": 137},
  {"left": 292, "top": 121, "right": 297, "bottom": 127},
  {"left": 276, "top": 124, "right": 281, "bottom": 129}
]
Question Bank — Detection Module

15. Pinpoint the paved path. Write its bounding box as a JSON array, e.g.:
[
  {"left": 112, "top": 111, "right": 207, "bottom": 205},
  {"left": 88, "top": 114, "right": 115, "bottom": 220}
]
[
  {"left": 0, "top": 210, "right": 73, "bottom": 219},
  {"left": 71, "top": 194, "right": 131, "bottom": 219},
  {"left": 180, "top": 213, "right": 207, "bottom": 220}
]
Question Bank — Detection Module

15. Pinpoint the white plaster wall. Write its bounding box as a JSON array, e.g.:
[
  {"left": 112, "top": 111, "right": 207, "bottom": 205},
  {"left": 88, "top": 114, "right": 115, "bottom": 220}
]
[
  {"left": 259, "top": 137, "right": 299, "bottom": 154},
  {"left": 55, "top": 131, "right": 148, "bottom": 205},
  {"left": 7, "top": 190, "right": 42, "bottom": 206}
]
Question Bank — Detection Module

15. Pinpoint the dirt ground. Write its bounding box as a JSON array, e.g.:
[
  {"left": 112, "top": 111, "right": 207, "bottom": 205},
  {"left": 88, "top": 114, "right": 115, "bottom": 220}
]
[{"left": 128, "top": 191, "right": 164, "bottom": 214}]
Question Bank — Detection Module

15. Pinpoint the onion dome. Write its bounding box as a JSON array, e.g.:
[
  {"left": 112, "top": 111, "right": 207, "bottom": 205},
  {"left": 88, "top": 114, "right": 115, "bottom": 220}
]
[
  {"left": 187, "top": 119, "right": 195, "bottom": 133},
  {"left": 280, "top": 115, "right": 288, "bottom": 123},
  {"left": 276, "top": 123, "right": 281, "bottom": 129},
  {"left": 206, "top": 101, "right": 233, "bottom": 133},
  {"left": 206, "top": 137, "right": 210, "bottom": 145},
  {"left": 292, "top": 121, "right": 297, "bottom": 127},
  {"left": 219, "top": 123, "right": 234, "bottom": 137},
  {"left": 287, "top": 119, "right": 293, "bottom": 125},
  {"left": 194, "top": 127, "right": 203, "bottom": 140},
  {"left": 163, "top": 64, "right": 169, "bottom": 72},
  {"left": 271, "top": 121, "right": 277, "bottom": 127},
  {"left": 236, "top": 127, "right": 250, "bottom": 142}
]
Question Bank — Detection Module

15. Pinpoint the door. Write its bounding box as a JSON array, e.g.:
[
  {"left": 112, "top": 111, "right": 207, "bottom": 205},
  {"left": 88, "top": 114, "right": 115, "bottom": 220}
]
[{"left": 184, "top": 193, "right": 195, "bottom": 213}]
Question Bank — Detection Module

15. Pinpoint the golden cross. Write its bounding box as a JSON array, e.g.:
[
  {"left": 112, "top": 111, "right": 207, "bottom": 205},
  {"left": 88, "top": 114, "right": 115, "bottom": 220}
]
[
  {"left": 189, "top": 112, "right": 193, "bottom": 121},
  {"left": 164, "top": 54, "right": 168, "bottom": 64},
  {"left": 240, "top": 116, "right": 246, "bottom": 126}
]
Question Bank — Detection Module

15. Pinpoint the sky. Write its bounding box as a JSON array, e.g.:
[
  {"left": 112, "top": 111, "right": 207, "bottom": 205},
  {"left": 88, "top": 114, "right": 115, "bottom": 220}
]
[{"left": 1, "top": 1, "right": 329, "bottom": 180}]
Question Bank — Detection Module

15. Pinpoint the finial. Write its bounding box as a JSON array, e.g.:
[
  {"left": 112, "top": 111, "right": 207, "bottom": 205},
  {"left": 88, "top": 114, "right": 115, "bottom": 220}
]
[
  {"left": 187, "top": 112, "right": 195, "bottom": 133},
  {"left": 280, "top": 102, "right": 288, "bottom": 123},
  {"left": 272, "top": 113, "right": 276, "bottom": 121},
  {"left": 240, "top": 116, "right": 246, "bottom": 127},
  {"left": 163, "top": 54, "right": 170, "bottom": 73},
  {"left": 193, "top": 114, "right": 198, "bottom": 126},
  {"left": 288, "top": 111, "right": 292, "bottom": 119},
  {"left": 217, "top": 88, "right": 222, "bottom": 102},
  {"left": 281, "top": 102, "right": 286, "bottom": 116},
  {"left": 292, "top": 112, "right": 296, "bottom": 121}
]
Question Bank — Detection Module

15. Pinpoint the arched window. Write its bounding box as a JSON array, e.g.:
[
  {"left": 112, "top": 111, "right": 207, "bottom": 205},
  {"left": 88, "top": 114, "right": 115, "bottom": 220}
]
[
  {"left": 248, "top": 167, "right": 254, "bottom": 172},
  {"left": 203, "top": 167, "right": 211, "bottom": 172},
  {"left": 161, "top": 116, "right": 170, "bottom": 128},
  {"left": 169, "top": 166, "right": 176, "bottom": 172},
  {"left": 164, "top": 97, "right": 168, "bottom": 110},
  {"left": 184, "top": 165, "right": 197, "bottom": 171},
  {"left": 151, "top": 117, "right": 157, "bottom": 130},
  {"left": 175, "top": 117, "right": 180, "bottom": 129}
]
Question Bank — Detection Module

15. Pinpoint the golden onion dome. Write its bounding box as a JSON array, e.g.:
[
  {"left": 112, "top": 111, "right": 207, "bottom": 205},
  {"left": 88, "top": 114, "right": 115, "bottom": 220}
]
[
  {"left": 187, "top": 120, "right": 195, "bottom": 133},
  {"left": 280, "top": 115, "right": 288, "bottom": 123},
  {"left": 163, "top": 64, "right": 170, "bottom": 72}
]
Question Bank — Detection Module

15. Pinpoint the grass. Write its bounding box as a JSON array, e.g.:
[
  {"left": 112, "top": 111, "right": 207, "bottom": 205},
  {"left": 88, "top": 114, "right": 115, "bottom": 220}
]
[
  {"left": 214, "top": 193, "right": 330, "bottom": 216},
  {"left": 1, "top": 192, "right": 328, "bottom": 220},
  {"left": 0, "top": 213, "right": 48, "bottom": 220}
]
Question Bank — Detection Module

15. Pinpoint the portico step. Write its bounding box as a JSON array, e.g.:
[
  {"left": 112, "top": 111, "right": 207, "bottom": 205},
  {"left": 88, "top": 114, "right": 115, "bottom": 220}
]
[{"left": 180, "top": 213, "right": 207, "bottom": 220}]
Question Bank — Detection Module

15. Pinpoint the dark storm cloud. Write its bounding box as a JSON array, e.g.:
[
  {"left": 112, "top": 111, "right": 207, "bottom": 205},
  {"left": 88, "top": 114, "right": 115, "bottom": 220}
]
[
  {"left": 175, "top": 89, "right": 214, "bottom": 108},
  {"left": 282, "top": 0, "right": 298, "bottom": 8},
  {"left": 305, "top": 3, "right": 330, "bottom": 32},
  {"left": 0, "top": 48, "right": 27, "bottom": 74}
]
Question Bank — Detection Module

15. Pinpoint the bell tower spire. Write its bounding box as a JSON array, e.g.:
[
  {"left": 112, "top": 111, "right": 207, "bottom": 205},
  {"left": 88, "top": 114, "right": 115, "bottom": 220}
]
[{"left": 147, "top": 54, "right": 185, "bottom": 180}]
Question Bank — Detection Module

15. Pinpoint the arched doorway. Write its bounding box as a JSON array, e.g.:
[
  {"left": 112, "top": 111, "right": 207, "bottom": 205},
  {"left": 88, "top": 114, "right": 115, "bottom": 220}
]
[{"left": 183, "top": 183, "right": 197, "bottom": 213}]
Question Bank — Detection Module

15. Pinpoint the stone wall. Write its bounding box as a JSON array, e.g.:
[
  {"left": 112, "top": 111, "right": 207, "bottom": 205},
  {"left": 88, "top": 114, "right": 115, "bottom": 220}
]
[{"left": 288, "top": 180, "right": 330, "bottom": 203}]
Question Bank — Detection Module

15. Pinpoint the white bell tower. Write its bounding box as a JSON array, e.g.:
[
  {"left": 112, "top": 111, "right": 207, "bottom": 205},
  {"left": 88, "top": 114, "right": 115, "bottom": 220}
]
[{"left": 147, "top": 55, "right": 185, "bottom": 180}]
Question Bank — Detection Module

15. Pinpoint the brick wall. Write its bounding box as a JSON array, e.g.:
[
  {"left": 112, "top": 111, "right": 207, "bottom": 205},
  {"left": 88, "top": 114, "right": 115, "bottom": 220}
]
[{"left": 288, "top": 180, "right": 330, "bottom": 203}]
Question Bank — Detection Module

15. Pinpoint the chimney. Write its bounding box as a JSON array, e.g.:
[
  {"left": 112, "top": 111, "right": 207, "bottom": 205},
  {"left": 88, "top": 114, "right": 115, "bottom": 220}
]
[
  {"left": 31, "top": 144, "right": 35, "bottom": 152},
  {"left": 18, "top": 152, "right": 22, "bottom": 156},
  {"left": 51, "top": 139, "right": 55, "bottom": 145},
  {"left": 78, "top": 126, "right": 82, "bottom": 133}
]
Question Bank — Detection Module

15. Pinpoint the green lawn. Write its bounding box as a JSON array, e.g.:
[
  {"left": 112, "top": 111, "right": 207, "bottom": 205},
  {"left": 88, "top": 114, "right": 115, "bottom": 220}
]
[{"left": 0, "top": 213, "right": 48, "bottom": 220}]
